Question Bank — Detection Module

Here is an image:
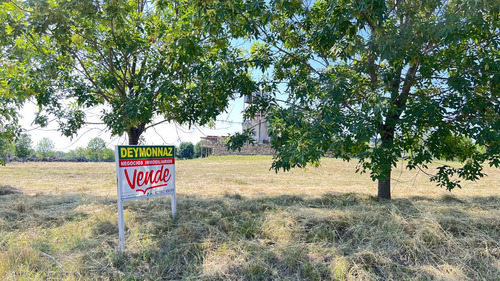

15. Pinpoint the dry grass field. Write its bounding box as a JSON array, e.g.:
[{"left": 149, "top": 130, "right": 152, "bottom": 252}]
[{"left": 0, "top": 156, "right": 499, "bottom": 280}]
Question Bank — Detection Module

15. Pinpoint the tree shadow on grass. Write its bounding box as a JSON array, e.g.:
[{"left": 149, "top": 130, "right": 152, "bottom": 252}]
[
  {"left": 95, "top": 192, "right": 499, "bottom": 280},
  {"left": 0, "top": 185, "right": 22, "bottom": 196},
  {"left": 1, "top": 188, "right": 498, "bottom": 280},
  {"left": 0, "top": 185, "right": 118, "bottom": 231}
]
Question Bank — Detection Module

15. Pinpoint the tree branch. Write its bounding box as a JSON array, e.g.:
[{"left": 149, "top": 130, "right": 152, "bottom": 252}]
[
  {"left": 355, "top": 0, "right": 376, "bottom": 31},
  {"left": 144, "top": 119, "right": 170, "bottom": 130}
]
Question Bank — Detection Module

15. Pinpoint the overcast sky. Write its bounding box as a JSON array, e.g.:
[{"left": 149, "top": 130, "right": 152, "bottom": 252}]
[{"left": 20, "top": 97, "right": 245, "bottom": 151}]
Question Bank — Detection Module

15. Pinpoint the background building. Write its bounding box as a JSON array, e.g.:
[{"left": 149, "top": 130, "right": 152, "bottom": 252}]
[{"left": 242, "top": 92, "right": 270, "bottom": 143}]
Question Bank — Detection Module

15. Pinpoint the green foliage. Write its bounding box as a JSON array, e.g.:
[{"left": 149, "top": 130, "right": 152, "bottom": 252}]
[
  {"left": 36, "top": 137, "right": 55, "bottom": 158},
  {"left": 53, "top": 151, "right": 67, "bottom": 159},
  {"left": 14, "top": 133, "right": 32, "bottom": 161},
  {"left": 66, "top": 147, "right": 86, "bottom": 161},
  {"left": 0, "top": 138, "right": 9, "bottom": 165},
  {"left": 227, "top": 129, "right": 255, "bottom": 152},
  {"left": 0, "top": 93, "right": 22, "bottom": 164},
  {"left": 177, "top": 142, "right": 194, "bottom": 159},
  {"left": 0, "top": 2, "right": 32, "bottom": 146},
  {"left": 0, "top": 139, "right": 15, "bottom": 164},
  {"left": 85, "top": 137, "right": 107, "bottom": 162},
  {"left": 103, "top": 148, "right": 115, "bottom": 162},
  {"left": 228, "top": 0, "right": 500, "bottom": 198},
  {"left": 4, "top": 0, "right": 256, "bottom": 145}
]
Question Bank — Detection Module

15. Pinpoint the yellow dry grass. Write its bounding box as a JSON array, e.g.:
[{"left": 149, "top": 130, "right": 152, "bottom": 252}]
[
  {"left": 0, "top": 156, "right": 498, "bottom": 280},
  {"left": 176, "top": 156, "right": 500, "bottom": 199},
  {"left": 2, "top": 156, "right": 498, "bottom": 198}
]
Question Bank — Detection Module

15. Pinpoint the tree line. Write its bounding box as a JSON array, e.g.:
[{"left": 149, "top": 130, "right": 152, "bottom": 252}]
[
  {"left": 0, "top": 135, "right": 210, "bottom": 162},
  {"left": 0, "top": 135, "right": 115, "bottom": 162}
]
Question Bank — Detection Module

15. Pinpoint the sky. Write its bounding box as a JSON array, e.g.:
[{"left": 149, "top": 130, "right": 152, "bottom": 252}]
[{"left": 20, "top": 97, "right": 246, "bottom": 152}]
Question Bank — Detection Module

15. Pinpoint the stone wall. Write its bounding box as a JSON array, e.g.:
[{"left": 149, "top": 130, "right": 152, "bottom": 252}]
[{"left": 212, "top": 142, "right": 274, "bottom": 156}]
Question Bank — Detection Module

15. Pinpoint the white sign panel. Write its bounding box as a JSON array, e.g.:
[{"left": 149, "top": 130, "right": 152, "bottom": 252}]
[
  {"left": 115, "top": 145, "right": 177, "bottom": 251},
  {"left": 115, "top": 145, "right": 176, "bottom": 201}
]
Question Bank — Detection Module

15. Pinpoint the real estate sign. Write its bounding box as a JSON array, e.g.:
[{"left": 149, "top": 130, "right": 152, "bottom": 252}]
[
  {"left": 116, "top": 145, "right": 176, "bottom": 201},
  {"left": 115, "top": 145, "right": 177, "bottom": 251}
]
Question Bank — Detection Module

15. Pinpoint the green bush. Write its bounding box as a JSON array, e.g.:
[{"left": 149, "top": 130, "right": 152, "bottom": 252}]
[{"left": 177, "top": 142, "right": 194, "bottom": 159}]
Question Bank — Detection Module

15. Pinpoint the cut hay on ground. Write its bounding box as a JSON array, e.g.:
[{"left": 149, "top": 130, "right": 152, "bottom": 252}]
[{"left": 0, "top": 157, "right": 498, "bottom": 280}]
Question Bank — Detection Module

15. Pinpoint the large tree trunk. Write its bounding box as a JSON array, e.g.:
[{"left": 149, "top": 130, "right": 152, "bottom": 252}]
[
  {"left": 377, "top": 130, "right": 394, "bottom": 199},
  {"left": 376, "top": 64, "right": 418, "bottom": 199},
  {"left": 127, "top": 125, "right": 145, "bottom": 145},
  {"left": 377, "top": 167, "right": 391, "bottom": 199}
]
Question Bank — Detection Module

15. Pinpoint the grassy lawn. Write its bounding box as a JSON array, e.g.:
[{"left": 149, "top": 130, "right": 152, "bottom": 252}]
[{"left": 0, "top": 156, "right": 498, "bottom": 280}]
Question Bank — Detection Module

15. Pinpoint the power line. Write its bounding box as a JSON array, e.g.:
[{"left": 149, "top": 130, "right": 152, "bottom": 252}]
[
  {"left": 216, "top": 119, "right": 242, "bottom": 124},
  {"left": 153, "top": 126, "right": 168, "bottom": 145},
  {"left": 60, "top": 127, "right": 105, "bottom": 150}
]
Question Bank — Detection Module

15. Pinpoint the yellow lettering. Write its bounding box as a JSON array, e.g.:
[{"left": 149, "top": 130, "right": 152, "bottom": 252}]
[
  {"left": 146, "top": 147, "right": 151, "bottom": 157},
  {"left": 133, "top": 147, "right": 139, "bottom": 158},
  {"left": 152, "top": 147, "right": 157, "bottom": 157},
  {"left": 127, "top": 147, "right": 133, "bottom": 158},
  {"left": 168, "top": 147, "right": 173, "bottom": 156},
  {"left": 120, "top": 147, "right": 127, "bottom": 158},
  {"left": 139, "top": 147, "right": 146, "bottom": 158}
]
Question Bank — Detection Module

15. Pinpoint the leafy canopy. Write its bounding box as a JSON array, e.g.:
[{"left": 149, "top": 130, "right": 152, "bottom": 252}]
[
  {"left": 4, "top": 0, "right": 256, "bottom": 144},
  {"left": 36, "top": 137, "right": 54, "bottom": 158},
  {"left": 177, "top": 141, "right": 194, "bottom": 159},
  {"left": 85, "top": 137, "right": 107, "bottom": 162},
  {"left": 228, "top": 0, "right": 499, "bottom": 197},
  {"left": 0, "top": 1, "right": 33, "bottom": 164},
  {"left": 15, "top": 133, "right": 32, "bottom": 160}
]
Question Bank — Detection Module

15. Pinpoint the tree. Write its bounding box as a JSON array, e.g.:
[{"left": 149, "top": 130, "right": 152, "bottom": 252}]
[
  {"left": 15, "top": 133, "right": 32, "bottom": 161},
  {"left": 0, "top": 2, "right": 35, "bottom": 165},
  {"left": 1, "top": 4, "right": 45, "bottom": 164},
  {"left": 0, "top": 78, "right": 23, "bottom": 165},
  {"left": 229, "top": 0, "right": 499, "bottom": 199},
  {"left": 177, "top": 142, "right": 194, "bottom": 159},
  {"left": 53, "top": 151, "right": 67, "bottom": 159},
  {"left": 103, "top": 148, "right": 115, "bottom": 162},
  {"left": 0, "top": 111, "right": 20, "bottom": 165},
  {"left": 36, "top": 137, "right": 55, "bottom": 158},
  {"left": 5, "top": 0, "right": 255, "bottom": 145},
  {"left": 0, "top": 138, "right": 15, "bottom": 164},
  {"left": 66, "top": 147, "right": 86, "bottom": 161},
  {"left": 85, "top": 137, "right": 107, "bottom": 162}
]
